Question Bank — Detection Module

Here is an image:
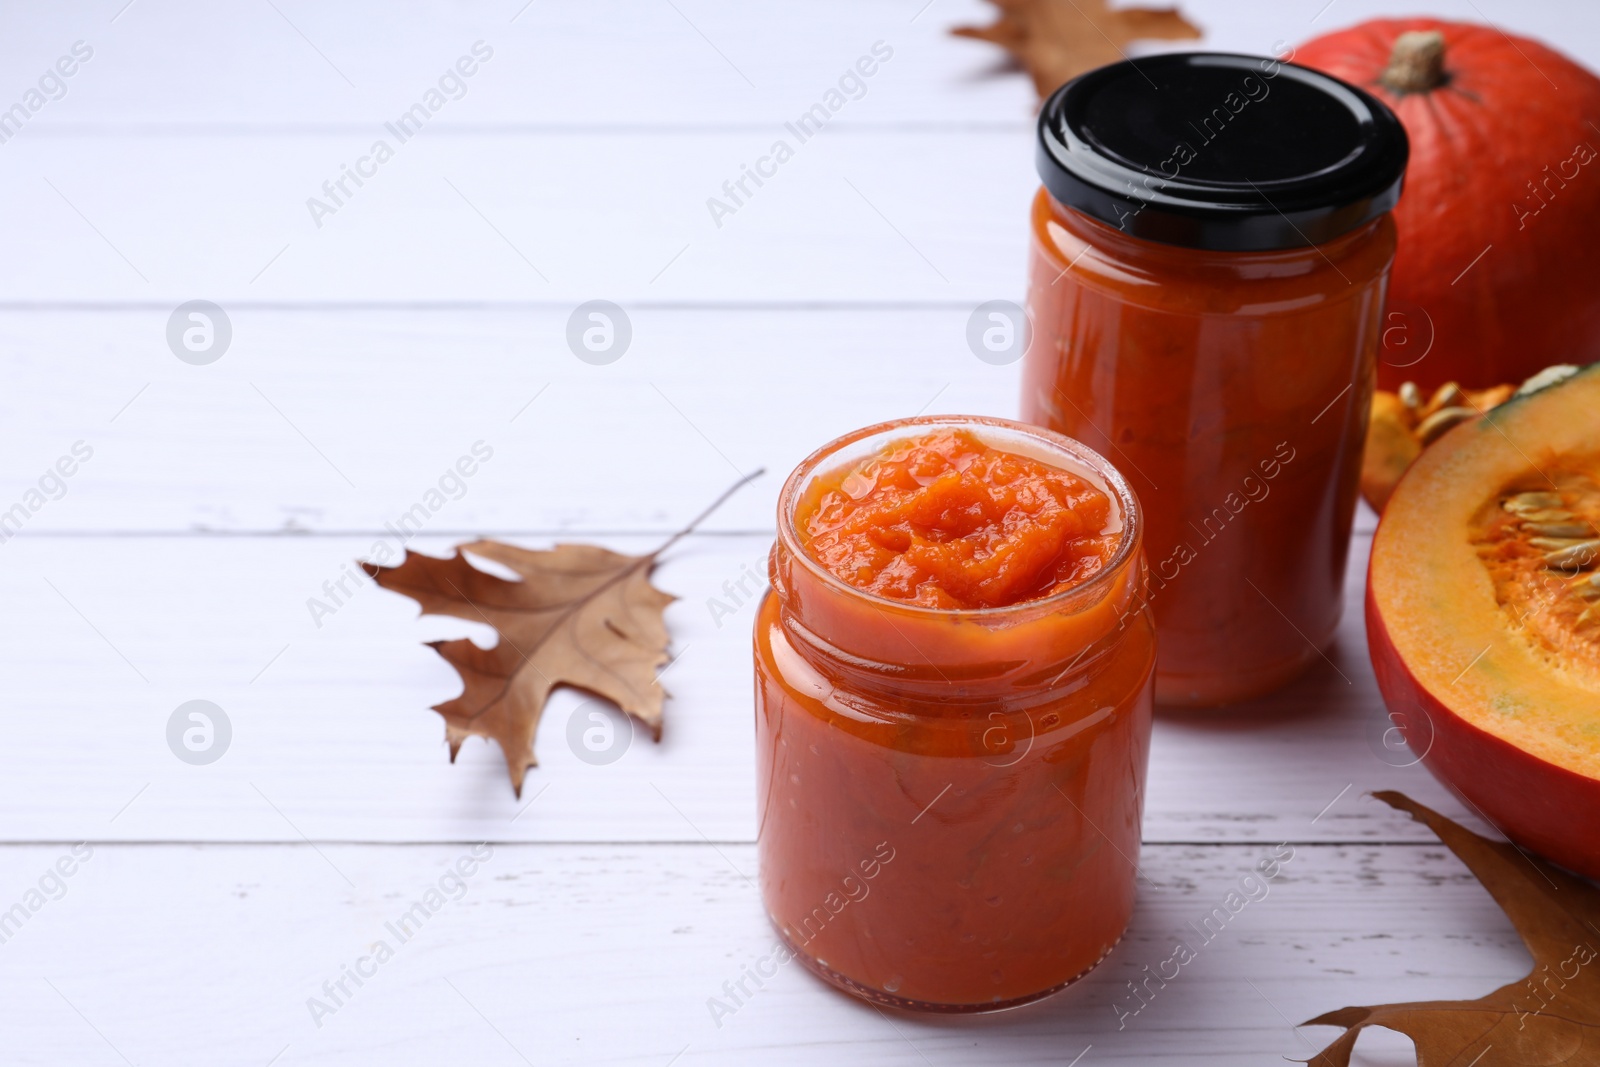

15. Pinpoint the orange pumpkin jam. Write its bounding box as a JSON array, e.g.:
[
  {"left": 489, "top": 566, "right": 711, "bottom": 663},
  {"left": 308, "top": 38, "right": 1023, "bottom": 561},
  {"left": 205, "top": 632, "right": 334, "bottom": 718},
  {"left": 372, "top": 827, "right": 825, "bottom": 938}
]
[
  {"left": 799, "top": 429, "right": 1120, "bottom": 609},
  {"left": 756, "top": 417, "right": 1155, "bottom": 1011}
]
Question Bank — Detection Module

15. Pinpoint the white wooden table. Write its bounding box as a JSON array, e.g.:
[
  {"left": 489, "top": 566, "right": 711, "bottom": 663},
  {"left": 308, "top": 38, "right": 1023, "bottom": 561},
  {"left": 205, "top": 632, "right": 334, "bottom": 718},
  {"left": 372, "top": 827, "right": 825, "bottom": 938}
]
[{"left": 2, "top": 1, "right": 1591, "bottom": 1063}]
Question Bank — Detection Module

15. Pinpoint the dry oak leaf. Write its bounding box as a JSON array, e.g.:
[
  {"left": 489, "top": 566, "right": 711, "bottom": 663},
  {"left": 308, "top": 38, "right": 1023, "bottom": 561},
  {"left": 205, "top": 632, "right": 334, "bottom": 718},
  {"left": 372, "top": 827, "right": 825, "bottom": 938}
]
[
  {"left": 953, "top": 0, "right": 1201, "bottom": 99},
  {"left": 366, "top": 540, "right": 673, "bottom": 797},
  {"left": 366, "top": 470, "right": 761, "bottom": 798},
  {"left": 1306, "top": 791, "right": 1600, "bottom": 1066}
]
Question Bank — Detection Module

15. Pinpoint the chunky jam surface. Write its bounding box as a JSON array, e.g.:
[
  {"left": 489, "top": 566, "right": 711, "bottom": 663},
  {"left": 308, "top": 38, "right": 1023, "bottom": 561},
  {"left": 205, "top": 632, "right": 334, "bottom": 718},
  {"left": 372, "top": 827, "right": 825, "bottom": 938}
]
[{"left": 799, "top": 429, "right": 1120, "bottom": 610}]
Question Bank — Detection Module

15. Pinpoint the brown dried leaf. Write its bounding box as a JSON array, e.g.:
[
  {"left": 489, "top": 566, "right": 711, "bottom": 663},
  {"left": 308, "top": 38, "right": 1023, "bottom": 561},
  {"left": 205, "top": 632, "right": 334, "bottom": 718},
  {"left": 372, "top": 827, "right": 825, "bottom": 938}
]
[
  {"left": 367, "top": 471, "right": 762, "bottom": 797},
  {"left": 1305, "top": 791, "right": 1600, "bottom": 1066},
  {"left": 367, "top": 541, "right": 673, "bottom": 796},
  {"left": 952, "top": 0, "right": 1201, "bottom": 99}
]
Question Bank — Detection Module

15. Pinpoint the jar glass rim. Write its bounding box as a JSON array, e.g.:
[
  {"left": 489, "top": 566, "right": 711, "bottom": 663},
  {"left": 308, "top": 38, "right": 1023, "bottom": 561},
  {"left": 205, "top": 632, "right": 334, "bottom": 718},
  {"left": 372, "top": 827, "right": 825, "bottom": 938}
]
[{"left": 776, "top": 414, "right": 1144, "bottom": 621}]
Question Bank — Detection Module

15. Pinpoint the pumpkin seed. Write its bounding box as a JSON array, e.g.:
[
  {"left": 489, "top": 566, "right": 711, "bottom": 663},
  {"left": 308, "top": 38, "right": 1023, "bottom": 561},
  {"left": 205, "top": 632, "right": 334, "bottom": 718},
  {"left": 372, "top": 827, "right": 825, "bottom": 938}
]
[
  {"left": 1516, "top": 509, "right": 1576, "bottom": 523},
  {"left": 1514, "top": 363, "right": 1580, "bottom": 398},
  {"left": 1399, "top": 381, "right": 1422, "bottom": 410},
  {"left": 1505, "top": 492, "right": 1566, "bottom": 514},
  {"left": 1428, "top": 382, "right": 1465, "bottom": 411},
  {"left": 1532, "top": 537, "right": 1590, "bottom": 550},
  {"left": 1544, "top": 539, "right": 1600, "bottom": 570},
  {"left": 1526, "top": 522, "right": 1597, "bottom": 538},
  {"left": 1416, "top": 405, "right": 1477, "bottom": 444}
]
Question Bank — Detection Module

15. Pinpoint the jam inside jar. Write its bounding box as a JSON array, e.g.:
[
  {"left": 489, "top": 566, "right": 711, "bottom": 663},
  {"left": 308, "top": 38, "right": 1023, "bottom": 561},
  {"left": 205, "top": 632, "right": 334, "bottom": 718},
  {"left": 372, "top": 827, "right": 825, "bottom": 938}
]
[
  {"left": 753, "top": 416, "right": 1156, "bottom": 1012},
  {"left": 1021, "top": 53, "right": 1408, "bottom": 706}
]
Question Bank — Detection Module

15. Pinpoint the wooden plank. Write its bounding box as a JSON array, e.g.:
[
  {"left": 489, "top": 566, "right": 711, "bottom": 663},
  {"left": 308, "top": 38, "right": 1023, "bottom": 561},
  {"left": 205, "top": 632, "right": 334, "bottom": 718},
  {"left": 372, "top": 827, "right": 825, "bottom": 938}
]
[
  {"left": 0, "top": 840, "right": 1527, "bottom": 1064},
  {"left": 7, "top": 0, "right": 1033, "bottom": 131},
  {"left": 0, "top": 308, "right": 1015, "bottom": 532},
  {"left": 0, "top": 132, "right": 1037, "bottom": 303},
  {"left": 1, "top": 308, "right": 1383, "bottom": 535},
  {"left": 3, "top": 11, "right": 1591, "bottom": 305},
  {"left": 0, "top": 527, "right": 1466, "bottom": 845},
  {"left": 8, "top": 1, "right": 1598, "bottom": 131}
]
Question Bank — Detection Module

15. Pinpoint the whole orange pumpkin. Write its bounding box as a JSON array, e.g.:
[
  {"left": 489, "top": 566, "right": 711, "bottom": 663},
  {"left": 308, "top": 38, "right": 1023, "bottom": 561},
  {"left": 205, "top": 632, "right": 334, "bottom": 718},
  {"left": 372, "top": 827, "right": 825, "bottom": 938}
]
[{"left": 1295, "top": 19, "right": 1600, "bottom": 391}]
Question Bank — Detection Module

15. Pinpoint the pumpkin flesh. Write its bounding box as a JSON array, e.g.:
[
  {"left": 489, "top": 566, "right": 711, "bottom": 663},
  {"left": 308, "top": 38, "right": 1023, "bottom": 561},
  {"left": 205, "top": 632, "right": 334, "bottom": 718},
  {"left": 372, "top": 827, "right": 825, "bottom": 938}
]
[{"left": 1368, "top": 364, "right": 1600, "bottom": 877}]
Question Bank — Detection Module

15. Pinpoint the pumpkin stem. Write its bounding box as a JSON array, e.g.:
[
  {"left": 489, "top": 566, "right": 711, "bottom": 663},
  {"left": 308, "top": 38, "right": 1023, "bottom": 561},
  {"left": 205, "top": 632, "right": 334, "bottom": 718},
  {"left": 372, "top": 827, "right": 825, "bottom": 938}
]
[{"left": 1381, "top": 30, "right": 1449, "bottom": 94}]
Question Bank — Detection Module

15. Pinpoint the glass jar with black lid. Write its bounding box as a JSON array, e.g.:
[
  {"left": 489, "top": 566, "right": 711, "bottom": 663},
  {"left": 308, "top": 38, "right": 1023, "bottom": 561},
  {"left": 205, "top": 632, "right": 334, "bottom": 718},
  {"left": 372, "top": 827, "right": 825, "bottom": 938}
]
[{"left": 1021, "top": 51, "right": 1408, "bottom": 707}]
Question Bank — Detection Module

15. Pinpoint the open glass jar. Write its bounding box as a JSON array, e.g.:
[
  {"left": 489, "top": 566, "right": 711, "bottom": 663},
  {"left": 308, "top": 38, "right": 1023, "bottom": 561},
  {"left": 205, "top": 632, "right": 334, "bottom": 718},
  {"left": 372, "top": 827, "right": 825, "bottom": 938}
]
[
  {"left": 753, "top": 415, "right": 1155, "bottom": 1012},
  {"left": 1021, "top": 53, "right": 1408, "bottom": 706}
]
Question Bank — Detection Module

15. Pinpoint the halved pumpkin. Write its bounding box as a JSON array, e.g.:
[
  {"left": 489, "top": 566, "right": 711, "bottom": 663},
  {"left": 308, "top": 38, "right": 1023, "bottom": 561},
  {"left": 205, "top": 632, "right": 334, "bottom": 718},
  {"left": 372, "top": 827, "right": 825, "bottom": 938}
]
[{"left": 1368, "top": 362, "right": 1600, "bottom": 878}]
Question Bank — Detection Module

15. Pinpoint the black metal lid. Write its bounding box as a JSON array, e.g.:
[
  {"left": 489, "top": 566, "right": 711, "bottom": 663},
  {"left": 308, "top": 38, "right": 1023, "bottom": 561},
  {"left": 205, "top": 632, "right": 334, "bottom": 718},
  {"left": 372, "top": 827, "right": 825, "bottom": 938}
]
[{"left": 1036, "top": 52, "right": 1408, "bottom": 251}]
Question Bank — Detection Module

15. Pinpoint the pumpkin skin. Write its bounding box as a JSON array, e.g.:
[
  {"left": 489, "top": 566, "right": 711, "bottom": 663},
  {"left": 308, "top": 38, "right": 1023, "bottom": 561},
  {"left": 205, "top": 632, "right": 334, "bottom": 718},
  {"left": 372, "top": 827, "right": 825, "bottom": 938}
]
[
  {"left": 1295, "top": 19, "right": 1600, "bottom": 392},
  {"left": 1367, "top": 363, "right": 1600, "bottom": 878}
]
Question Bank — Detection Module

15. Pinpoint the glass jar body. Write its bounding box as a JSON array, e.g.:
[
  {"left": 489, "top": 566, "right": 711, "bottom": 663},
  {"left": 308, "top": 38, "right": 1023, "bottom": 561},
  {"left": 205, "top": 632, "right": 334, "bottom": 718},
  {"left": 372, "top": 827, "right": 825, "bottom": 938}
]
[
  {"left": 753, "top": 416, "right": 1156, "bottom": 1012},
  {"left": 1022, "top": 191, "right": 1397, "bottom": 706}
]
